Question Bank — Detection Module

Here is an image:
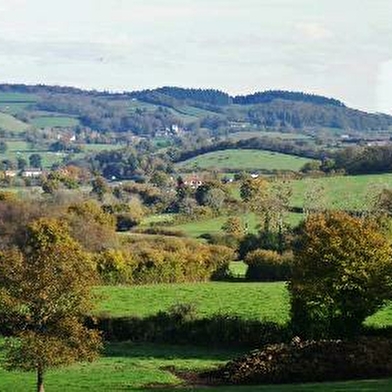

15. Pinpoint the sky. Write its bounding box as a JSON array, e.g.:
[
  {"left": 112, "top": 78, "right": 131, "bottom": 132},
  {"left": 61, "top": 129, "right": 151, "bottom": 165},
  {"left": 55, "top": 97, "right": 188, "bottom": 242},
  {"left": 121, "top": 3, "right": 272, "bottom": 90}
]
[{"left": 0, "top": 0, "right": 391, "bottom": 113}]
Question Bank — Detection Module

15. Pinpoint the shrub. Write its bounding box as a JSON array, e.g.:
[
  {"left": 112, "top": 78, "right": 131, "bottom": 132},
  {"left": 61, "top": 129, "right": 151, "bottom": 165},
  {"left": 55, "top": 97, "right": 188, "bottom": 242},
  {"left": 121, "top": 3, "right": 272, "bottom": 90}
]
[
  {"left": 244, "top": 250, "right": 292, "bottom": 281},
  {"left": 88, "top": 311, "right": 289, "bottom": 348},
  {"left": 96, "top": 235, "right": 235, "bottom": 284}
]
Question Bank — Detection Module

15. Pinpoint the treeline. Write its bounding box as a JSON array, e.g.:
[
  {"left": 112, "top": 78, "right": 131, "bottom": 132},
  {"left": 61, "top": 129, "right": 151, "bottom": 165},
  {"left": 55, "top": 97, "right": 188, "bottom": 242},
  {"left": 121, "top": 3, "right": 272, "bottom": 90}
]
[
  {"left": 226, "top": 100, "right": 392, "bottom": 130},
  {"left": 134, "top": 86, "right": 232, "bottom": 106},
  {"left": 334, "top": 145, "right": 392, "bottom": 175},
  {"left": 233, "top": 90, "right": 345, "bottom": 107}
]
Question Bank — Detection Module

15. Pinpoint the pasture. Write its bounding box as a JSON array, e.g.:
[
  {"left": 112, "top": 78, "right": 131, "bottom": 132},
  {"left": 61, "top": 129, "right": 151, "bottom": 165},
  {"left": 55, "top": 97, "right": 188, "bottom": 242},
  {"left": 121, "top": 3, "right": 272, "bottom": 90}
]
[
  {"left": 0, "top": 113, "right": 29, "bottom": 133},
  {"left": 177, "top": 149, "right": 314, "bottom": 172},
  {"left": 290, "top": 173, "right": 392, "bottom": 210},
  {"left": 94, "top": 282, "right": 392, "bottom": 327},
  {"left": 2, "top": 340, "right": 391, "bottom": 391},
  {"left": 30, "top": 115, "right": 80, "bottom": 128},
  {"left": 170, "top": 212, "right": 302, "bottom": 238}
]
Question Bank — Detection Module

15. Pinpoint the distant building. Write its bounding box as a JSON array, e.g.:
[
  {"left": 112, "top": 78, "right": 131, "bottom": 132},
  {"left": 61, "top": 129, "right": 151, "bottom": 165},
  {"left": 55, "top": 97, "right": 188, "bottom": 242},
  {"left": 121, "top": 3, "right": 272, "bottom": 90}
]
[
  {"left": 4, "top": 170, "right": 17, "bottom": 178},
  {"left": 183, "top": 176, "right": 203, "bottom": 188},
  {"left": 22, "top": 168, "right": 43, "bottom": 178}
]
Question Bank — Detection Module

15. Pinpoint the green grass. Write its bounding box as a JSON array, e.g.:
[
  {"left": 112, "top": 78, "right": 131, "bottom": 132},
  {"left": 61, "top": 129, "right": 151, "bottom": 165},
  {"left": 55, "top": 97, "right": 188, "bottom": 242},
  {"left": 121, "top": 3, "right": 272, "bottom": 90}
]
[
  {"left": 0, "top": 113, "right": 29, "bottom": 133},
  {"left": 2, "top": 340, "right": 392, "bottom": 391},
  {"left": 0, "top": 102, "right": 33, "bottom": 114},
  {"left": 177, "top": 149, "right": 314, "bottom": 172},
  {"left": 30, "top": 116, "right": 80, "bottom": 128},
  {"left": 95, "top": 282, "right": 290, "bottom": 322},
  {"left": 1, "top": 140, "right": 65, "bottom": 169},
  {"left": 230, "top": 261, "right": 248, "bottom": 277},
  {"left": 290, "top": 173, "right": 392, "bottom": 210},
  {"left": 95, "top": 282, "right": 392, "bottom": 327},
  {"left": 82, "top": 143, "right": 125, "bottom": 152},
  {"left": 170, "top": 212, "right": 302, "bottom": 238}
]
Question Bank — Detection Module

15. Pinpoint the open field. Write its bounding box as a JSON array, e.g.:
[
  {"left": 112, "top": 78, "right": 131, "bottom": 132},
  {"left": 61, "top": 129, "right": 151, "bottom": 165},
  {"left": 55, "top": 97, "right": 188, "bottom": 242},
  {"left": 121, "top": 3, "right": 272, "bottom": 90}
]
[
  {"left": 290, "top": 173, "right": 392, "bottom": 210},
  {"left": 0, "top": 113, "right": 29, "bottom": 133},
  {"left": 226, "top": 173, "right": 392, "bottom": 211},
  {"left": 95, "top": 282, "right": 290, "bottom": 322},
  {"left": 177, "top": 149, "right": 314, "bottom": 172},
  {"left": 170, "top": 212, "right": 302, "bottom": 238},
  {"left": 2, "top": 141, "right": 125, "bottom": 169},
  {"left": 0, "top": 92, "right": 37, "bottom": 102},
  {"left": 30, "top": 115, "right": 80, "bottom": 128},
  {"left": 2, "top": 340, "right": 392, "bottom": 391},
  {"left": 95, "top": 282, "right": 392, "bottom": 328},
  {"left": 0, "top": 102, "right": 33, "bottom": 114}
]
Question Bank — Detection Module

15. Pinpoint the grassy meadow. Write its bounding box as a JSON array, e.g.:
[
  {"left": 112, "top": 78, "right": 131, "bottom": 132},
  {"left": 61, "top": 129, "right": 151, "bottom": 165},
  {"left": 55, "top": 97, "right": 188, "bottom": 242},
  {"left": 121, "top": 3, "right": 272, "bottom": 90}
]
[
  {"left": 2, "top": 339, "right": 392, "bottom": 391},
  {"left": 95, "top": 282, "right": 289, "bottom": 322},
  {"left": 94, "top": 282, "right": 392, "bottom": 327},
  {"left": 290, "top": 173, "right": 392, "bottom": 210},
  {"left": 30, "top": 115, "right": 80, "bottom": 128},
  {"left": 167, "top": 212, "right": 302, "bottom": 238},
  {"left": 1, "top": 281, "right": 392, "bottom": 391},
  {"left": 177, "top": 149, "right": 314, "bottom": 172},
  {"left": 0, "top": 113, "right": 29, "bottom": 133}
]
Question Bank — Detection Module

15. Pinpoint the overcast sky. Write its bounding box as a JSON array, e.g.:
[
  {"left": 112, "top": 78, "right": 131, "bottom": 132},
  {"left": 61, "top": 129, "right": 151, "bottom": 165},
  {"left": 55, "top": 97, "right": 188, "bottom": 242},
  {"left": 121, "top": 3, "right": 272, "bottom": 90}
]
[{"left": 0, "top": 0, "right": 391, "bottom": 113}]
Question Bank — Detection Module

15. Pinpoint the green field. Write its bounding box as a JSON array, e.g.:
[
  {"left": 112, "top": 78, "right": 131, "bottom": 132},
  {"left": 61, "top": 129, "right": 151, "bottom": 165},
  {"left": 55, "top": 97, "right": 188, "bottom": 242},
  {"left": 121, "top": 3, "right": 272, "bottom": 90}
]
[
  {"left": 95, "top": 282, "right": 392, "bottom": 327},
  {"left": 0, "top": 113, "right": 29, "bottom": 133},
  {"left": 1, "top": 140, "right": 65, "bottom": 169},
  {"left": 0, "top": 92, "right": 37, "bottom": 102},
  {"left": 177, "top": 149, "right": 314, "bottom": 172},
  {"left": 0, "top": 102, "right": 33, "bottom": 114},
  {"left": 96, "top": 282, "right": 290, "bottom": 322},
  {"left": 291, "top": 173, "right": 392, "bottom": 210},
  {"left": 2, "top": 340, "right": 391, "bottom": 391},
  {"left": 31, "top": 116, "right": 80, "bottom": 128},
  {"left": 170, "top": 212, "right": 302, "bottom": 238}
]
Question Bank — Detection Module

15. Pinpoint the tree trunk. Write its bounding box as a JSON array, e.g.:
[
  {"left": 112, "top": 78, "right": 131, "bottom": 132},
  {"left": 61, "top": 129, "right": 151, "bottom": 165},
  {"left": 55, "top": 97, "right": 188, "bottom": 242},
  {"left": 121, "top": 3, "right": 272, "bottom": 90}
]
[{"left": 37, "top": 366, "right": 45, "bottom": 392}]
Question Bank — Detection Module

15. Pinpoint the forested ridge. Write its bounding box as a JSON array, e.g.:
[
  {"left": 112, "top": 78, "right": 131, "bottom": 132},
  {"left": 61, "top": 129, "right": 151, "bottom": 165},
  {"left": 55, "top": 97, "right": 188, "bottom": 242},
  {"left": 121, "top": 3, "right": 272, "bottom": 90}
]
[{"left": 0, "top": 84, "right": 391, "bottom": 134}]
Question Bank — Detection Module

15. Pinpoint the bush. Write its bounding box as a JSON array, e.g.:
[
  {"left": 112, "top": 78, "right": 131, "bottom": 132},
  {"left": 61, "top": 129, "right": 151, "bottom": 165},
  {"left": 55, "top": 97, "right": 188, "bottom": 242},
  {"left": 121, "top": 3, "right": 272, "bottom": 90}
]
[
  {"left": 88, "top": 310, "right": 289, "bottom": 348},
  {"left": 244, "top": 250, "right": 292, "bottom": 281},
  {"left": 203, "top": 337, "right": 392, "bottom": 385},
  {"left": 96, "top": 235, "right": 234, "bottom": 284}
]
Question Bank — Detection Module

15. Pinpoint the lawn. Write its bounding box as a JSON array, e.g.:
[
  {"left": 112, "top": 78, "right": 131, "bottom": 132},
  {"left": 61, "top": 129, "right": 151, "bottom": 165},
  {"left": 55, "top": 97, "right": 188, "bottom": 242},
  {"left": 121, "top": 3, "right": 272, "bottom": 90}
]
[
  {"left": 2, "top": 340, "right": 392, "bottom": 391},
  {"left": 177, "top": 149, "right": 314, "bottom": 172}
]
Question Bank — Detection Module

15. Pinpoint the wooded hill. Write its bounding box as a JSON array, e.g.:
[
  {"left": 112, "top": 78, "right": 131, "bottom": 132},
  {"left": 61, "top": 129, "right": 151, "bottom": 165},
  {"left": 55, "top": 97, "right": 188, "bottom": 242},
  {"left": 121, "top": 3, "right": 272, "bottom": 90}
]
[{"left": 0, "top": 84, "right": 391, "bottom": 135}]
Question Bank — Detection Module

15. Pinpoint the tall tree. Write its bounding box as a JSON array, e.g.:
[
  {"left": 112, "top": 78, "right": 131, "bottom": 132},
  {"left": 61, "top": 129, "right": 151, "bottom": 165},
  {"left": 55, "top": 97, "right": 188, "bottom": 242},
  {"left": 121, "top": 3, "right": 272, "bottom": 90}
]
[
  {"left": 289, "top": 211, "right": 392, "bottom": 338},
  {"left": 0, "top": 218, "right": 102, "bottom": 392}
]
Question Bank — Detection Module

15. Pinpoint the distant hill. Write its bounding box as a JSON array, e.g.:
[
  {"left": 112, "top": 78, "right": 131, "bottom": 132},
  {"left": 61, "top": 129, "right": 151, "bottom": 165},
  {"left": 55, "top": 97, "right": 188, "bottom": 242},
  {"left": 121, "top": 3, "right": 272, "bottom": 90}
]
[{"left": 0, "top": 84, "right": 391, "bottom": 134}]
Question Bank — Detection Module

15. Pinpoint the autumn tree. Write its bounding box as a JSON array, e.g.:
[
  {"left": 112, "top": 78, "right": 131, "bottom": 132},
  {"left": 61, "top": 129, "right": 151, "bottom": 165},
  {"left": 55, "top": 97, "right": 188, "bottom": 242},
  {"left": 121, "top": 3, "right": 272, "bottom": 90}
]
[
  {"left": 289, "top": 211, "right": 392, "bottom": 338},
  {"left": 0, "top": 218, "right": 102, "bottom": 392},
  {"left": 222, "top": 216, "right": 246, "bottom": 237}
]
